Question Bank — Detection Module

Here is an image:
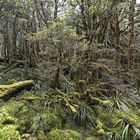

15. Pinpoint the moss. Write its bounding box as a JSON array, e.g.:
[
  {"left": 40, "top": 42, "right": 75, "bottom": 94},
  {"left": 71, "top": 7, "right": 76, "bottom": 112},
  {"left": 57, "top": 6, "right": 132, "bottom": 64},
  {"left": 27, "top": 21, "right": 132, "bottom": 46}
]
[
  {"left": 48, "top": 129, "right": 83, "bottom": 140},
  {"left": 96, "top": 120, "right": 104, "bottom": 130},
  {"left": 91, "top": 97, "right": 112, "bottom": 106},
  {"left": 20, "top": 96, "right": 44, "bottom": 102},
  {"left": 7, "top": 79, "right": 17, "bottom": 84},
  {"left": 96, "top": 107, "right": 118, "bottom": 128},
  {"left": 95, "top": 120, "right": 105, "bottom": 136},
  {"left": 97, "top": 129, "right": 105, "bottom": 135},
  {"left": 115, "top": 109, "right": 137, "bottom": 125},
  {"left": 73, "top": 92, "right": 80, "bottom": 98},
  {"left": 0, "top": 107, "right": 21, "bottom": 139},
  {"left": 0, "top": 80, "right": 35, "bottom": 99},
  {"left": 31, "top": 110, "right": 61, "bottom": 133},
  {"left": 37, "top": 129, "right": 46, "bottom": 140},
  {"left": 0, "top": 125, "right": 21, "bottom": 140},
  {"left": 0, "top": 108, "right": 17, "bottom": 125},
  {"left": 2, "top": 100, "right": 36, "bottom": 133},
  {"left": 86, "top": 137, "right": 98, "bottom": 140}
]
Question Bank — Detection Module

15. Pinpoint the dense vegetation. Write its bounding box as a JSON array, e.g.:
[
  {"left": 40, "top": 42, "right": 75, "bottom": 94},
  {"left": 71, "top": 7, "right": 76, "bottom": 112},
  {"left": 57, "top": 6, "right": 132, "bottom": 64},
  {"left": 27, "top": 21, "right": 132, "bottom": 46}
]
[{"left": 0, "top": 0, "right": 140, "bottom": 139}]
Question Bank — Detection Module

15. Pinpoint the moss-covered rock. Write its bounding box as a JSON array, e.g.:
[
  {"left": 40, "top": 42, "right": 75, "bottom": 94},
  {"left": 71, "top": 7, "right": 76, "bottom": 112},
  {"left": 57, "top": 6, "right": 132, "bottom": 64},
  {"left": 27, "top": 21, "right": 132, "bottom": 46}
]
[{"left": 48, "top": 129, "right": 83, "bottom": 140}]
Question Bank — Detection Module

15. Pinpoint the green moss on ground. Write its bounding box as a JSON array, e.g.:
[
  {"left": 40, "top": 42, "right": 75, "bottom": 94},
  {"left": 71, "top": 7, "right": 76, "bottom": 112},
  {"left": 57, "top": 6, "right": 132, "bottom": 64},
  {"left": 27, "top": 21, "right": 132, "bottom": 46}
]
[
  {"left": 31, "top": 109, "right": 61, "bottom": 134},
  {"left": 0, "top": 85, "right": 140, "bottom": 140},
  {"left": 47, "top": 129, "right": 83, "bottom": 140},
  {"left": 0, "top": 108, "right": 21, "bottom": 140},
  {"left": 0, "top": 125, "right": 21, "bottom": 140}
]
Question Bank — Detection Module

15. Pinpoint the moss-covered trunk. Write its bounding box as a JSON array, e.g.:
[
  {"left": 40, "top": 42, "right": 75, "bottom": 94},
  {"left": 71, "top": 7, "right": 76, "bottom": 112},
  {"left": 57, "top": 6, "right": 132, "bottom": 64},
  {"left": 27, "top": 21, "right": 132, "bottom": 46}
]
[{"left": 0, "top": 80, "right": 35, "bottom": 100}]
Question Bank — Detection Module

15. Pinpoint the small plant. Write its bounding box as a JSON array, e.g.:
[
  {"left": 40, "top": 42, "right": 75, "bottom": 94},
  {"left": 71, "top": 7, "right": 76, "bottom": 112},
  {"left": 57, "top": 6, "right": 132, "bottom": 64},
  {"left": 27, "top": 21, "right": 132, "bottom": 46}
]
[
  {"left": 74, "top": 102, "right": 94, "bottom": 127},
  {"left": 113, "top": 96, "right": 130, "bottom": 113},
  {"left": 107, "top": 132, "right": 121, "bottom": 140}
]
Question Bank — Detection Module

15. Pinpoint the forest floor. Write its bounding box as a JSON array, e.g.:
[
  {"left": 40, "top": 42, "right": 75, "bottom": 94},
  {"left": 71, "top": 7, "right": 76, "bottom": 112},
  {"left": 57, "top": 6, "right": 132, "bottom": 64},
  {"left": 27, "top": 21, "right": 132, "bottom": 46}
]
[{"left": 0, "top": 56, "right": 140, "bottom": 140}]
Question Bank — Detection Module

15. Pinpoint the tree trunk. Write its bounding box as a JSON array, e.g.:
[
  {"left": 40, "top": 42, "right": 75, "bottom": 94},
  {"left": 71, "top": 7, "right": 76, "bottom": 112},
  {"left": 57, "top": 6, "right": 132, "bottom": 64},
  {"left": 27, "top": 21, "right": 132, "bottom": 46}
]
[{"left": 0, "top": 80, "right": 35, "bottom": 100}]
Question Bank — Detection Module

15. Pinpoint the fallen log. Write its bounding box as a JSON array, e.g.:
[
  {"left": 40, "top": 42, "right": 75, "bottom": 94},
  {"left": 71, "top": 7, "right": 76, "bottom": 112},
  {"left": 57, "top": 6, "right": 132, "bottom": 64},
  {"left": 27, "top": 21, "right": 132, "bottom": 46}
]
[{"left": 0, "top": 80, "right": 35, "bottom": 100}]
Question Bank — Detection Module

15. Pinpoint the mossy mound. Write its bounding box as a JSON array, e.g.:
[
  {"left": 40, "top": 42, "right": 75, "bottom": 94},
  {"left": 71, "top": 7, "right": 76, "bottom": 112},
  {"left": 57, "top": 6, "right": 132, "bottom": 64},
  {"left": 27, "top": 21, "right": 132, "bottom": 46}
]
[
  {"left": 0, "top": 125, "right": 21, "bottom": 140},
  {"left": 47, "top": 129, "right": 83, "bottom": 140},
  {"left": 31, "top": 110, "right": 61, "bottom": 134},
  {"left": 0, "top": 108, "right": 17, "bottom": 125},
  {"left": 36, "top": 129, "right": 46, "bottom": 140},
  {"left": 0, "top": 108, "right": 21, "bottom": 140}
]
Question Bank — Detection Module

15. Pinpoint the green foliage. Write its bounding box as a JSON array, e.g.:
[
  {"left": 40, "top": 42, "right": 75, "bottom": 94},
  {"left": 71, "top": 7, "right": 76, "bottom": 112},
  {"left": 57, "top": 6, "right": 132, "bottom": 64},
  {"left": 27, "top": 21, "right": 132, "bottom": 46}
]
[
  {"left": 74, "top": 101, "right": 94, "bottom": 126},
  {"left": 0, "top": 0, "right": 140, "bottom": 139},
  {"left": 28, "top": 20, "right": 79, "bottom": 48}
]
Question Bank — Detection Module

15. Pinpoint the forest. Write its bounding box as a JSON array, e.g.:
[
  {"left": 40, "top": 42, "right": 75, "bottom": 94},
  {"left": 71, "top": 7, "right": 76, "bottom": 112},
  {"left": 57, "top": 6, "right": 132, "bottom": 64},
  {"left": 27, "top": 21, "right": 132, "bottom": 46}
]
[{"left": 0, "top": 0, "right": 140, "bottom": 140}]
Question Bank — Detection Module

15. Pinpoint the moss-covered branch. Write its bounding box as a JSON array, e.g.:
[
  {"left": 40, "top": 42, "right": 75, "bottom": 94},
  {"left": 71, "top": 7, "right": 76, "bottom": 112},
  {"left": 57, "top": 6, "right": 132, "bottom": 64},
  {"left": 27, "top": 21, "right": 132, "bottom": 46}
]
[{"left": 0, "top": 80, "right": 35, "bottom": 100}]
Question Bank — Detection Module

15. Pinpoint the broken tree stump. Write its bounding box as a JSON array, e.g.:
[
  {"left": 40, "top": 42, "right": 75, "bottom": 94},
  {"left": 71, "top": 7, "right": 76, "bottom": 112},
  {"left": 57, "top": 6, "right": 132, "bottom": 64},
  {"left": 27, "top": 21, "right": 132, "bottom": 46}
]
[{"left": 0, "top": 80, "right": 35, "bottom": 100}]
